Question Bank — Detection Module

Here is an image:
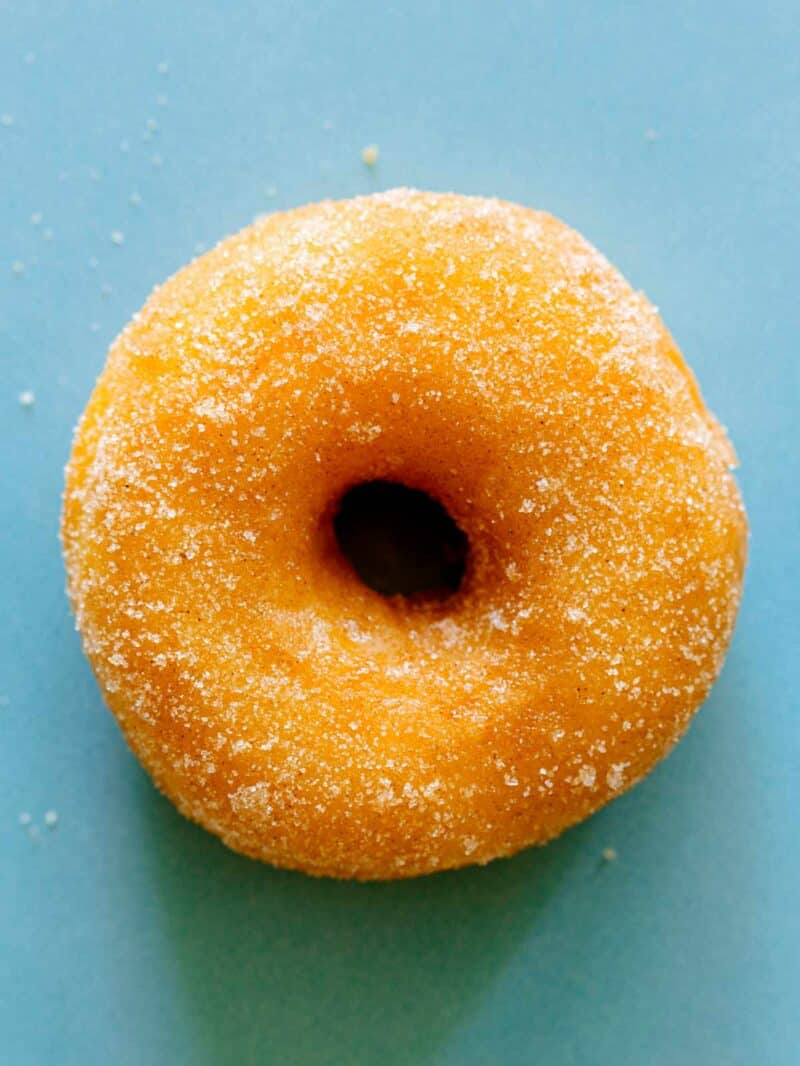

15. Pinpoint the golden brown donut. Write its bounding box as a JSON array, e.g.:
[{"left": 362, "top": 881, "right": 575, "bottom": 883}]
[{"left": 62, "top": 189, "right": 747, "bottom": 879}]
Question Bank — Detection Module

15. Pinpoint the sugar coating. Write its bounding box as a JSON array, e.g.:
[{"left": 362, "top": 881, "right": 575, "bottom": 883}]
[{"left": 61, "top": 189, "right": 747, "bottom": 880}]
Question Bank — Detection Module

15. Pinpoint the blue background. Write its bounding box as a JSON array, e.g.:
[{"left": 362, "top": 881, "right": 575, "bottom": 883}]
[{"left": 2, "top": 2, "right": 798, "bottom": 1063}]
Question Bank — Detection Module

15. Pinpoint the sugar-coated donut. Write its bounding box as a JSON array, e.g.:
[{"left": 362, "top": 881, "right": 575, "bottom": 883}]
[{"left": 62, "top": 189, "right": 747, "bottom": 879}]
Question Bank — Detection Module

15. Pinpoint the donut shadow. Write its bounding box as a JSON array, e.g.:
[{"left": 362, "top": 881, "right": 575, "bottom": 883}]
[{"left": 134, "top": 788, "right": 583, "bottom": 1066}]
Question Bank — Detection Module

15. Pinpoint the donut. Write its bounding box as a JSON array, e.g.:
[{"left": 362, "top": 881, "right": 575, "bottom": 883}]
[{"left": 62, "top": 189, "right": 747, "bottom": 880}]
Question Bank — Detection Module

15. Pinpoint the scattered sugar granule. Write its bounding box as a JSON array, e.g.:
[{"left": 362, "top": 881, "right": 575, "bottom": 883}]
[
  {"left": 1, "top": 113, "right": 14, "bottom": 127},
  {"left": 129, "top": 191, "right": 142, "bottom": 207},
  {"left": 18, "top": 389, "right": 35, "bottom": 407},
  {"left": 18, "top": 812, "right": 32, "bottom": 827},
  {"left": 145, "top": 117, "right": 159, "bottom": 132},
  {"left": 30, "top": 211, "right": 43, "bottom": 226},
  {"left": 602, "top": 847, "right": 618, "bottom": 862},
  {"left": 110, "top": 229, "right": 125, "bottom": 246},
  {"left": 264, "top": 184, "right": 278, "bottom": 199},
  {"left": 577, "top": 764, "right": 596, "bottom": 788},
  {"left": 606, "top": 763, "right": 629, "bottom": 791},
  {"left": 644, "top": 128, "right": 659, "bottom": 142},
  {"left": 157, "top": 60, "right": 169, "bottom": 75},
  {"left": 11, "top": 260, "right": 25, "bottom": 276},
  {"left": 44, "top": 810, "right": 59, "bottom": 828},
  {"left": 361, "top": 144, "right": 380, "bottom": 166}
]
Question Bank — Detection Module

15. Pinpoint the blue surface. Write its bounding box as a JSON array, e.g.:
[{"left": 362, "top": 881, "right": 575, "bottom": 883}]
[{"left": 2, "top": 3, "right": 798, "bottom": 1064}]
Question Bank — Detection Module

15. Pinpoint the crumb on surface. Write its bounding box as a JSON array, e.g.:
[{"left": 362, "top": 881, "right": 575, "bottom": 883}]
[
  {"left": 18, "top": 389, "right": 35, "bottom": 407},
  {"left": 602, "top": 846, "right": 618, "bottom": 862},
  {"left": 44, "top": 810, "right": 59, "bottom": 828},
  {"left": 361, "top": 144, "right": 380, "bottom": 166},
  {"left": 110, "top": 230, "right": 125, "bottom": 246}
]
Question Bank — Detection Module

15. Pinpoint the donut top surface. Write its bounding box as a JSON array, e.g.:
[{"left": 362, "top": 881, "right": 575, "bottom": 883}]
[{"left": 62, "top": 189, "right": 747, "bottom": 878}]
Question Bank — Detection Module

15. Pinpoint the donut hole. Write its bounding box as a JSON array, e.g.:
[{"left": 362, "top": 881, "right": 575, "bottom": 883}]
[{"left": 333, "top": 480, "right": 468, "bottom": 600}]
